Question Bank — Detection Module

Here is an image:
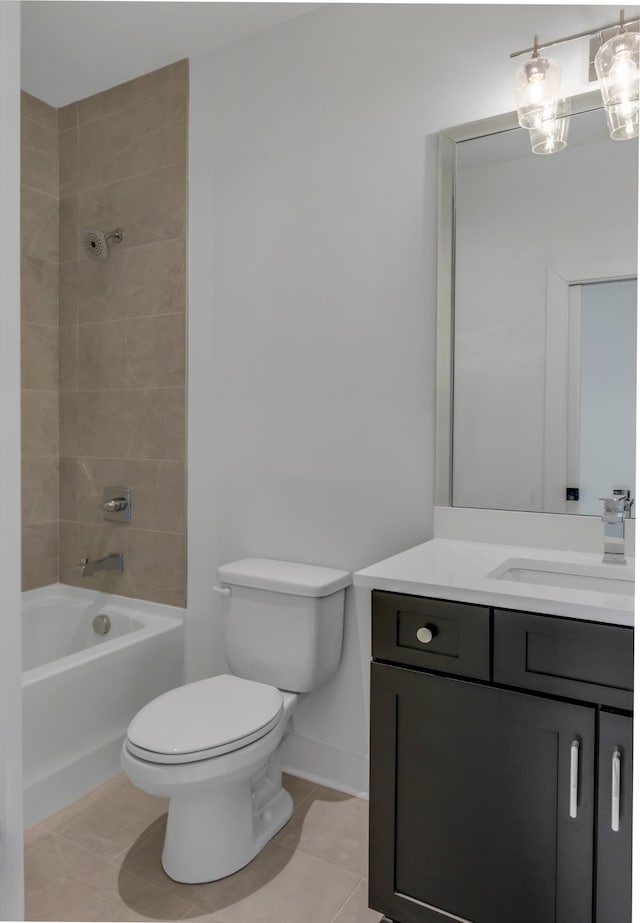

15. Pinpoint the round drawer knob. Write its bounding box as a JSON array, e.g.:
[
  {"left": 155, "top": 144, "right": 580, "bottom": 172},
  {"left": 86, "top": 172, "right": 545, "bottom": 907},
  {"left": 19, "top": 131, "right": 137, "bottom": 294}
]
[{"left": 416, "top": 626, "right": 435, "bottom": 644}]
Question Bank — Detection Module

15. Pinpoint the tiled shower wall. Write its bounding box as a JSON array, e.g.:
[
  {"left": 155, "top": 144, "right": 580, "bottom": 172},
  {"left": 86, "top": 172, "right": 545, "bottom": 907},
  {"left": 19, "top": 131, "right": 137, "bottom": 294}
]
[
  {"left": 21, "top": 93, "right": 60, "bottom": 588},
  {"left": 21, "top": 61, "right": 188, "bottom": 606}
]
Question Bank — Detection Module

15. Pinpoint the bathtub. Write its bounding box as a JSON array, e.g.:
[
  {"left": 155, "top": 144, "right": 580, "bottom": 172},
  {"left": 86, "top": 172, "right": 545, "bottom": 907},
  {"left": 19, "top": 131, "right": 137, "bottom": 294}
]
[{"left": 22, "top": 584, "right": 184, "bottom": 827}]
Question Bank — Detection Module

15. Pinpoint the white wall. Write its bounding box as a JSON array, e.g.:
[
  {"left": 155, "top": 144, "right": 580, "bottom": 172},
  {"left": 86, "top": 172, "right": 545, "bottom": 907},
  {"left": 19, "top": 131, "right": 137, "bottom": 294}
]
[
  {"left": 0, "top": 1, "right": 24, "bottom": 917},
  {"left": 187, "top": 3, "right": 625, "bottom": 793}
]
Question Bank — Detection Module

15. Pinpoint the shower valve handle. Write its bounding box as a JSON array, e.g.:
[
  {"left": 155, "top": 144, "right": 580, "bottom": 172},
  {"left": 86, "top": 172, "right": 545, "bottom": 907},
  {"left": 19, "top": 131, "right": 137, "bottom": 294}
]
[{"left": 102, "top": 497, "right": 128, "bottom": 513}]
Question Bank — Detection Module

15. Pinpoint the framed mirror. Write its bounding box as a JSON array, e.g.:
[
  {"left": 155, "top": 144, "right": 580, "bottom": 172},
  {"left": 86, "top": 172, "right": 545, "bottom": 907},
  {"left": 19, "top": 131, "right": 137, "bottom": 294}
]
[{"left": 436, "top": 90, "right": 638, "bottom": 516}]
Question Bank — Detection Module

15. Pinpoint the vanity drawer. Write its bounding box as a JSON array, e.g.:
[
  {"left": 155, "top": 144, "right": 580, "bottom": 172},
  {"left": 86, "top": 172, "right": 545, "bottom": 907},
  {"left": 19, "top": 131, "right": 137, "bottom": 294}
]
[
  {"left": 494, "top": 610, "right": 633, "bottom": 710},
  {"left": 371, "top": 590, "right": 490, "bottom": 680}
]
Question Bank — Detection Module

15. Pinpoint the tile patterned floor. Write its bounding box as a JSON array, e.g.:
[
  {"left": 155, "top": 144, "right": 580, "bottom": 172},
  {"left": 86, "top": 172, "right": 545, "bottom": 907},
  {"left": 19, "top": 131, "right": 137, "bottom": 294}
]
[{"left": 24, "top": 773, "right": 383, "bottom": 923}]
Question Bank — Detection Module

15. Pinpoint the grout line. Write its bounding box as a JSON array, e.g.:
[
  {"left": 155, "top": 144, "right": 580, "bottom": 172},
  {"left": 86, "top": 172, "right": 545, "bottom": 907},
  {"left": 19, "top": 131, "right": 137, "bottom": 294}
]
[
  {"left": 59, "top": 456, "right": 185, "bottom": 464},
  {"left": 21, "top": 114, "right": 58, "bottom": 134},
  {"left": 328, "top": 879, "right": 362, "bottom": 923},
  {"left": 72, "top": 160, "right": 186, "bottom": 197},
  {"left": 72, "top": 151, "right": 188, "bottom": 198},
  {"left": 75, "top": 311, "right": 185, "bottom": 329},
  {"left": 75, "top": 86, "right": 188, "bottom": 130},
  {"left": 72, "top": 386, "right": 185, "bottom": 393},
  {"left": 20, "top": 182, "right": 58, "bottom": 199},
  {"left": 60, "top": 521, "right": 186, "bottom": 537}
]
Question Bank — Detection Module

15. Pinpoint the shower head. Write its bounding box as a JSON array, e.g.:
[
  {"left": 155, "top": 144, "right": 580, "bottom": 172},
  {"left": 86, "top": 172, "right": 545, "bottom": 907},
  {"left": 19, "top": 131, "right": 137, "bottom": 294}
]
[{"left": 81, "top": 227, "right": 124, "bottom": 261}]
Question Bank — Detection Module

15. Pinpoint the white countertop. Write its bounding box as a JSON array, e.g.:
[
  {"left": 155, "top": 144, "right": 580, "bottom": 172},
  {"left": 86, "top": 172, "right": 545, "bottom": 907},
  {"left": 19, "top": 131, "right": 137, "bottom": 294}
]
[{"left": 353, "top": 538, "right": 634, "bottom": 627}]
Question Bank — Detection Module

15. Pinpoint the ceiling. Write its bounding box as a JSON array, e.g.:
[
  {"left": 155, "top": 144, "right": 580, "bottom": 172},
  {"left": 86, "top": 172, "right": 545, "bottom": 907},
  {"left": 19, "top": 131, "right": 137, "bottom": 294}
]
[{"left": 21, "top": 1, "right": 320, "bottom": 107}]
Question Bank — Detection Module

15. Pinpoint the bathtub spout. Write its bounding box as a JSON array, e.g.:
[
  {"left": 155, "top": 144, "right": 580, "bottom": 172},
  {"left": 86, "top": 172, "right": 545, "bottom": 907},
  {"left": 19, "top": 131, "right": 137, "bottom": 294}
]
[{"left": 79, "top": 553, "right": 124, "bottom": 577}]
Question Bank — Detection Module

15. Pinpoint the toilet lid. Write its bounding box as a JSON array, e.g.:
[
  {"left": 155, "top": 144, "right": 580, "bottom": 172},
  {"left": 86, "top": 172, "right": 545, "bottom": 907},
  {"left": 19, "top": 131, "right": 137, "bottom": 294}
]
[{"left": 125, "top": 674, "right": 284, "bottom": 764}]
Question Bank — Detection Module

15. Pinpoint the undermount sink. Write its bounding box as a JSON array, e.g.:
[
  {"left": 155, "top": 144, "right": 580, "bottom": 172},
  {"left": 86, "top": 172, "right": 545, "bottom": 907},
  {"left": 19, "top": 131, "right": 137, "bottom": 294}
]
[{"left": 487, "top": 558, "right": 635, "bottom": 597}]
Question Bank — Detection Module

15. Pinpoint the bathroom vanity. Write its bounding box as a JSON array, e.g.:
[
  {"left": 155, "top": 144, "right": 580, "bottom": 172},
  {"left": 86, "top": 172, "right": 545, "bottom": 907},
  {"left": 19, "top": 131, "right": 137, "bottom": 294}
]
[{"left": 355, "top": 538, "right": 634, "bottom": 923}]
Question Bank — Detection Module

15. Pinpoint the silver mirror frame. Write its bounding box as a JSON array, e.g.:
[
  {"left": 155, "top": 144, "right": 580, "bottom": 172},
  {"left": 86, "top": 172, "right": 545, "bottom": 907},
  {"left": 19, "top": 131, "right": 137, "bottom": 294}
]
[{"left": 435, "top": 89, "right": 607, "bottom": 508}]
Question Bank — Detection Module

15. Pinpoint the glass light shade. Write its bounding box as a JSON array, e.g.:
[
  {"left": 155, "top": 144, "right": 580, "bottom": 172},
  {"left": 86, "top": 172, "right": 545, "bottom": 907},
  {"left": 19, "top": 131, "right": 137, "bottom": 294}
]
[
  {"left": 514, "top": 52, "right": 560, "bottom": 129},
  {"left": 595, "top": 30, "right": 640, "bottom": 140},
  {"left": 528, "top": 99, "right": 571, "bottom": 154}
]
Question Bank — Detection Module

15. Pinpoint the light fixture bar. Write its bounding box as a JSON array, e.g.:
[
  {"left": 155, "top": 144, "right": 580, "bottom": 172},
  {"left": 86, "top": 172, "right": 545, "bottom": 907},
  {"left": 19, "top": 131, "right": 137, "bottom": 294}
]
[{"left": 510, "top": 13, "right": 640, "bottom": 59}]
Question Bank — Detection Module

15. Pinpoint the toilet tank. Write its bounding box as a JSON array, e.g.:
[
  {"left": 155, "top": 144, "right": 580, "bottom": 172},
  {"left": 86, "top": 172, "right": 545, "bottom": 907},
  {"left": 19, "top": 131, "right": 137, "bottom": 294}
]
[{"left": 217, "top": 559, "right": 351, "bottom": 693}]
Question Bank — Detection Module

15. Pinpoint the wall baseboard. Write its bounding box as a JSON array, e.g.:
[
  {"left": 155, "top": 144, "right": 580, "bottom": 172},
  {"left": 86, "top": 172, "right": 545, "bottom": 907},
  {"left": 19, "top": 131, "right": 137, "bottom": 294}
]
[{"left": 283, "top": 732, "right": 369, "bottom": 799}]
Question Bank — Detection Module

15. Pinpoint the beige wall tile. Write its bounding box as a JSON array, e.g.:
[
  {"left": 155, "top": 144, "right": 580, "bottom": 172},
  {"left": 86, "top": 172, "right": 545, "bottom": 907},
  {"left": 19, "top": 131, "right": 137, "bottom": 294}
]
[
  {"left": 22, "top": 390, "right": 58, "bottom": 457},
  {"left": 77, "top": 164, "right": 186, "bottom": 251},
  {"left": 21, "top": 118, "right": 58, "bottom": 197},
  {"left": 77, "top": 60, "right": 188, "bottom": 125},
  {"left": 59, "top": 457, "right": 78, "bottom": 522},
  {"left": 21, "top": 256, "right": 58, "bottom": 326},
  {"left": 58, "top": 102, "right": 78, "bottom": 132},
  {"left": 22, "top": 323, "right": 58, "bottom": 391},
  {"left": 59, "top": 127, "right": 78, "bottom": 197},
  {"left": 58, "top": 195, "right": 79, "bottom": 263},
  {"left": 78, "top": 314, "right": 184, "bottom": 390},
  {"left": 77, "top": 388, "right": 185, "bottom": 460},
  {"left": 22, "top": 521, "right": 58, "bottom": 590},
  {"left": 20, "top": 78, "right": 188, "bottom": 606},
  {"left": 21, "top": 91, "right": 57, "bottom": 131},
  {"left": 59, "top": 326, "right": 78, "bottom": 391},
  {"left": 58, "top": 520, "right": 79, "bottom": 586},
  {"left": 77, "top": 458, "right": 185, "bottom": 533},
  {"left": 74, "top": 523, "right": 186, "bottom": 605},
  {"left": 78, "top": 239, "right": 186, "bottom": 323},
  {"left": 77, "top": 94, "right": 186, "bottom": 190},
  {"left": 58, "top": 391, "right": 78, "bottom": 457},
  {"left": 22, "top": 456, "right": 59, "bottom": 525},
  {"left": 58, "top": 261, "right": 78, "bottom": 327},
  {"left": 21, "top": 187, "right": 58, "bottom": 262}
]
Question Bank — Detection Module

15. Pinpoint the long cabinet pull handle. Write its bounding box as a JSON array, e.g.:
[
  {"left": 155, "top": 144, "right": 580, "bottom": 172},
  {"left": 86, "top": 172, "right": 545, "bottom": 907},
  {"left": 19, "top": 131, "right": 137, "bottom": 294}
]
[
  {"left": 569, "top": 739, "right": 580, "bottom": 819},
  {"left": 611, "top": 749, "right": 621, "bottom": 832}
]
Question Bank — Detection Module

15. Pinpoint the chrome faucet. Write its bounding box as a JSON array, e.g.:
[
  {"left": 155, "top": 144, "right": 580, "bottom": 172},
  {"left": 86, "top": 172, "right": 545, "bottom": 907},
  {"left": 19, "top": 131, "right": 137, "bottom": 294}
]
[
  {"left": 79, "top": 553, "right": 124, "bottom": 578},
  {"left": 600, "top": 492, "right": 633, "bottom": 564}
]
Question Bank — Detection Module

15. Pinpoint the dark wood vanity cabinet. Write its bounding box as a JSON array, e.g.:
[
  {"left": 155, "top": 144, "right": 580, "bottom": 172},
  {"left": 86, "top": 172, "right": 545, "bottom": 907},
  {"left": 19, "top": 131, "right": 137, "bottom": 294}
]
[{"left": 369, "top": 590, "right": 633, "bottom": 923}]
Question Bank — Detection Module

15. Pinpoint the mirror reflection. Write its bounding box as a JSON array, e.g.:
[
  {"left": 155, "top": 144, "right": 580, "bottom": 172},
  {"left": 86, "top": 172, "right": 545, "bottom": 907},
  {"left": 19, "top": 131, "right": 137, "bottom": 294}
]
[{"left": 449, "top": 103, "right": 638, "bottom": 515}]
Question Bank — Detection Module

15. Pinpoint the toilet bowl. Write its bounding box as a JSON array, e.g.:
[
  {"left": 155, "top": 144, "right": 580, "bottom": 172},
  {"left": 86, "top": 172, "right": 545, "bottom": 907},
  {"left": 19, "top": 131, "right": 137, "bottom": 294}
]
[
  {"left": 122, "top": 675, "right": 298, "bottom": 883},
  {"left": 121, "top": 558, "right": 350, "bottom": 884}
]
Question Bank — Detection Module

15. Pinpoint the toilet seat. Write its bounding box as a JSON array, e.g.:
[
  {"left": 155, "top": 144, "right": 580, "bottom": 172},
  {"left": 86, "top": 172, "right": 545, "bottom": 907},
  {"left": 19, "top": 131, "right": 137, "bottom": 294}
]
[{"left": 125, "top": 674, "right": 284, "bottom": 765}]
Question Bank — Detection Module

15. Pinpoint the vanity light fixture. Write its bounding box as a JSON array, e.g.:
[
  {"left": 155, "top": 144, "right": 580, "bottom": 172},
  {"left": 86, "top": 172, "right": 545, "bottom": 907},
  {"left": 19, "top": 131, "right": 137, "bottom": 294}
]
[
  {"left": 595, "top": 10, "right": 640, "bottom": 140},
  {"left": 511, "top": 9, "right": 640, "bottom": 152},
  {"left": 514, "top": 36, "right": 561, "bottom": 129},
  {"left": 528, "top": 98, "right": 571, "bottom": 154}
]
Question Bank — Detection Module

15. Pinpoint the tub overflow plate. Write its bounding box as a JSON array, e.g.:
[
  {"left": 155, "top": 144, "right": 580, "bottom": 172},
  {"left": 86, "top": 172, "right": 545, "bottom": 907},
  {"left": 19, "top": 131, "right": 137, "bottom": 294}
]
[{"left": 92, "top": 614, "right": 111, "bottom": 636}]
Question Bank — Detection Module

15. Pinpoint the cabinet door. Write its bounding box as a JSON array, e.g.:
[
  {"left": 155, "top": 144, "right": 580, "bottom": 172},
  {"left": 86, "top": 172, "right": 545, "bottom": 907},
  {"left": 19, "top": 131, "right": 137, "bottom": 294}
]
[
  {"left": 596, "top": 711, "right": 632, "bottom": 923},
  {"left": 370, "top": 663, "right": 595, "bottom": 923}
]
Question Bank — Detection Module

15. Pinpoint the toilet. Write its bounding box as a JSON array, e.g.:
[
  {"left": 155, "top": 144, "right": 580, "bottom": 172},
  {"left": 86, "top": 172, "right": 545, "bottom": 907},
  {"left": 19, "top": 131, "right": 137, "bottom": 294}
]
[{"left": 120, "top": 558, "right": 351, "bottom": 884}]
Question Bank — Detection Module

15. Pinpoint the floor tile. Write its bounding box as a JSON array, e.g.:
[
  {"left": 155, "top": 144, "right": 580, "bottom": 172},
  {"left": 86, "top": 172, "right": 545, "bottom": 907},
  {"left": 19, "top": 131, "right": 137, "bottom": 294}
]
[
  {"left": 275, "top": 784, "right": 369, "bottom": 879},
  {"left": 45, "top": 773, "right": 168, "bottom": 862},
  {"left": 203, "top": 844, "right": 360, "bottom": 923},
  {"left": 24, "top": 825, "right": 56, "bottom": 855},
  {"left": 331, "top": 880, "right": 384, "bottom": 923},
  {"left": 25, "top": 772, "right": 370, "bottom": 923},
  {"left": 25, "top": 833, "right": 195, "bottom": 922},
  {"left": 282, "top": 771, "right": 319, "bottom": 805},
  {"left": 120, "top": 820, "right": 359, "bottom": 922}
]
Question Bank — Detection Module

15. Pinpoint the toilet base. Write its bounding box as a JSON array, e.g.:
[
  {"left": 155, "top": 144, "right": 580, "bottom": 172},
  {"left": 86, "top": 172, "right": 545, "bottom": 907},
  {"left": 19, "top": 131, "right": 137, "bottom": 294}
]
[
  {"left": 121, "top": 691, "right": 299, "bottom": 885},
  {"left": 161, "top": 779, "right": 293, "bottom": 883}
]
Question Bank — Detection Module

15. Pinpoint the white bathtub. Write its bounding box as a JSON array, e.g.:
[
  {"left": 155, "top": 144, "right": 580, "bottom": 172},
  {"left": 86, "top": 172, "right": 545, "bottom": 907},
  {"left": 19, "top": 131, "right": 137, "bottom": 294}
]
[{"left": 22, "top": 584, "right": 184, "bottom": 827}]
